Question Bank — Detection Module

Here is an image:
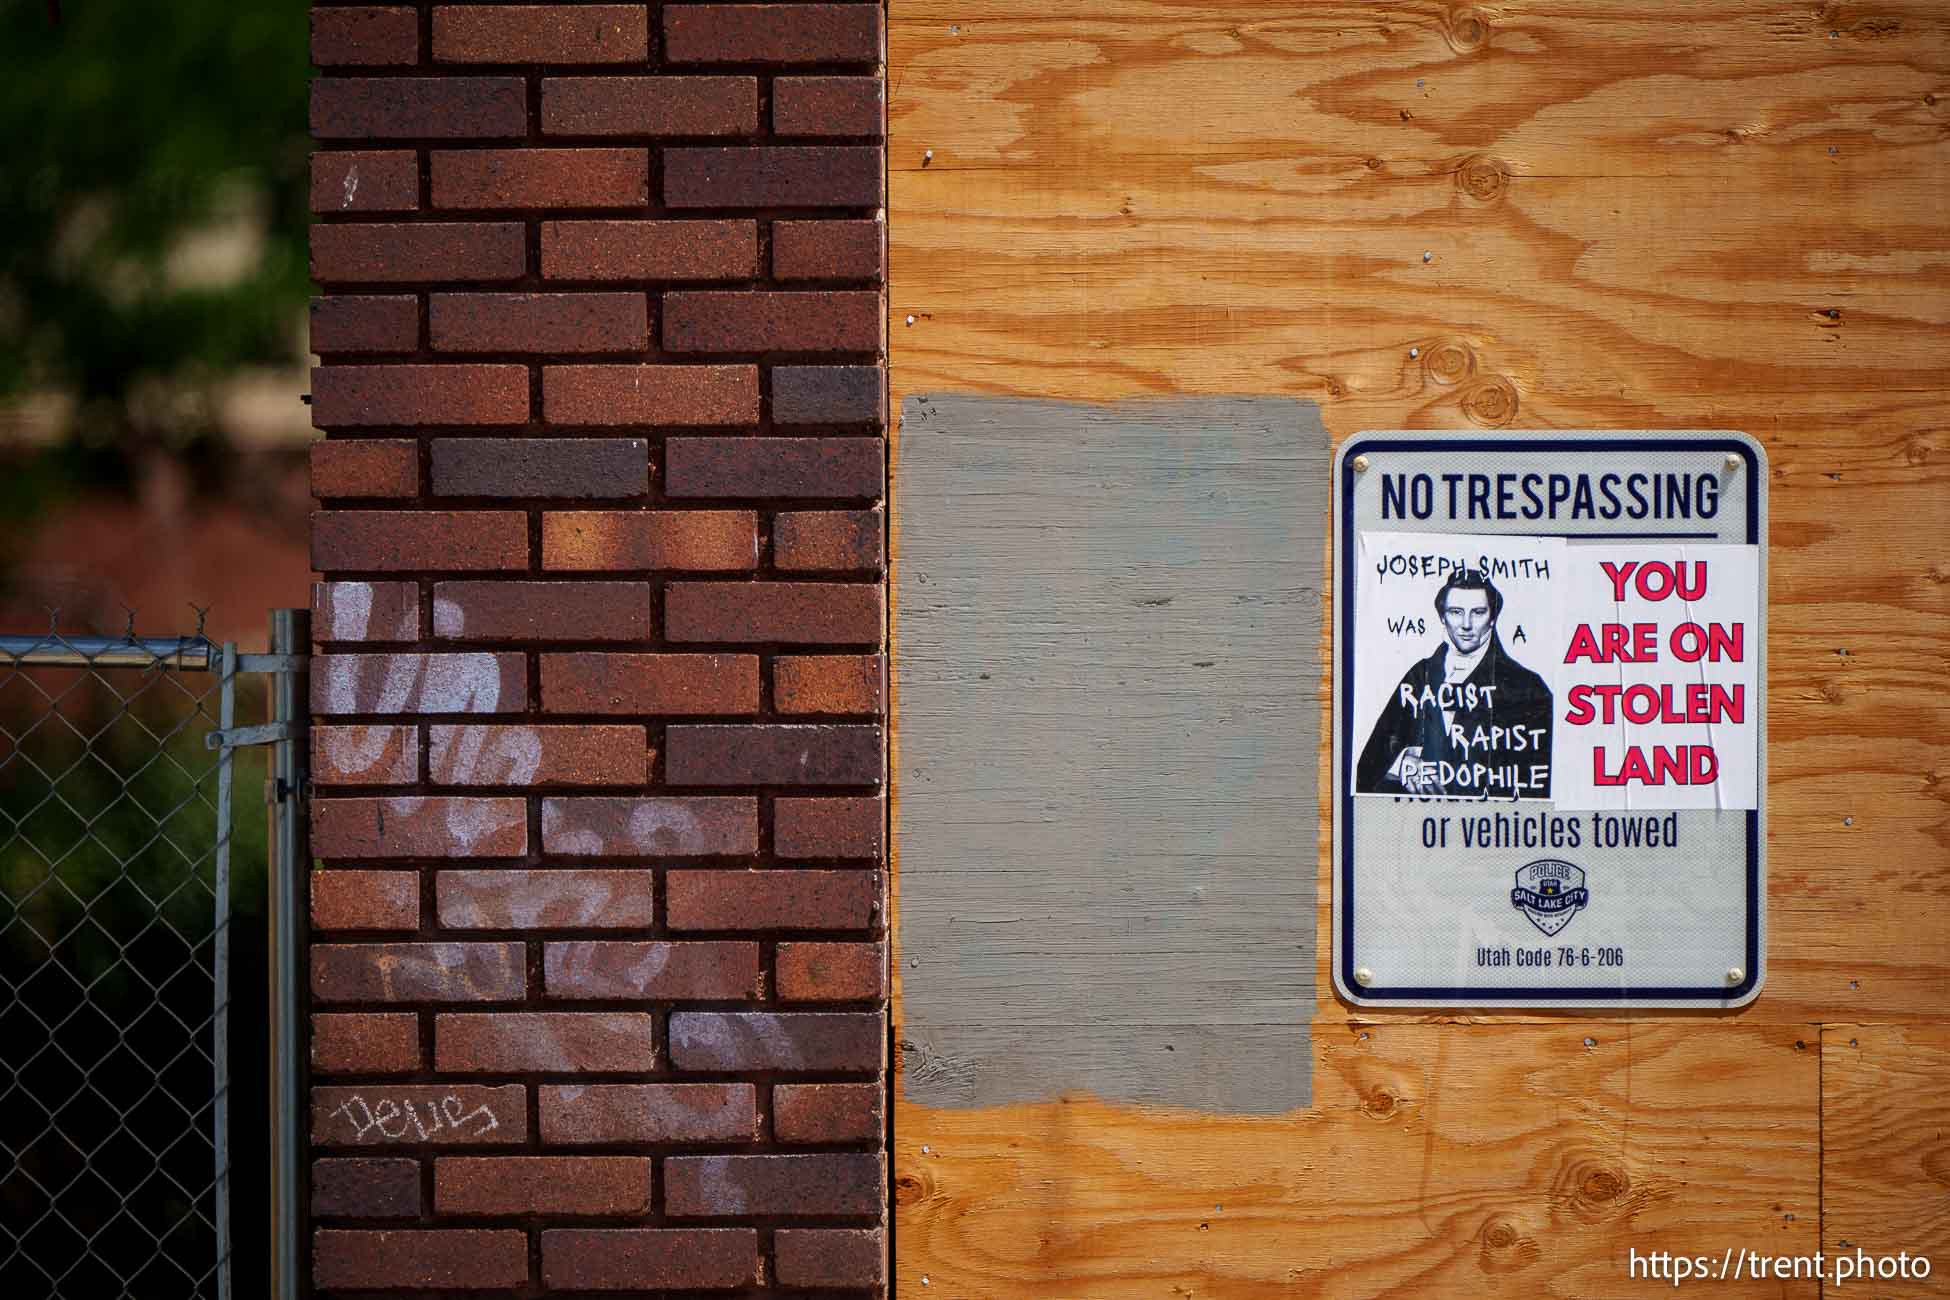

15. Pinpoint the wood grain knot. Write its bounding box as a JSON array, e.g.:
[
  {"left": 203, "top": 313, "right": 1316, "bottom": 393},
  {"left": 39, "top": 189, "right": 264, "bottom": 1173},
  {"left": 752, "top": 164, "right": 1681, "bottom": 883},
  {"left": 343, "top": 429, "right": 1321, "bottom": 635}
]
[
  {"left": 1904, "top": 440, "right": 1931, "bottom": 465},
  {"left": 1554, "top": 1154, "right": 1638, "bottom": 1221},
  {"left": 1454, "top": 155, "right": 1508, "bottom": 202},
  {"left": 894, "top": 1169, "right": 934, "bottom": 1206},
  {"left": 1423, "top": 340, "right": 1477, "bottom": 386},
  {"left": 1445, "top": 6, "right": 1492, "bottom": 52},
  {"left": 1361, "top": 1087, "right": 1400, "bottom": 1119},
  {"left": 1821, "top": 680, "right": 1846, "bottom": 704},
  {"left": 1460, "top": 376, "right": 1519, "bottom": 427},
  {"left": 1579, "top": 1166, "right": 1628, "bottom": 1206},
  {"left": 1478, "top": 1217, "right": 1542, "bottom": 1273}
]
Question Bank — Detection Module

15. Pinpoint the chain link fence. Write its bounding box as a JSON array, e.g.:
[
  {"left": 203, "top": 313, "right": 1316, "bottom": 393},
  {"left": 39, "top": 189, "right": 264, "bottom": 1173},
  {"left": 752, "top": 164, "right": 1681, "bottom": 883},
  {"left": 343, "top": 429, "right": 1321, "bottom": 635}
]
[{"left": 0, "top": 616, "right": 271, "bottom": 1298}]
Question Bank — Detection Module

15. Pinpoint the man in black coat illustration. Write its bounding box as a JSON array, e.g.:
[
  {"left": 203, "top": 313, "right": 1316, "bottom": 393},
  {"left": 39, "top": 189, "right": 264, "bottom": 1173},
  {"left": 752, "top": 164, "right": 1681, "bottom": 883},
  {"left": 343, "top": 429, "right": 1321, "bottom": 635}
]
[{"left": 1356, "top": 569, "right": 1554, "bottom": 799}]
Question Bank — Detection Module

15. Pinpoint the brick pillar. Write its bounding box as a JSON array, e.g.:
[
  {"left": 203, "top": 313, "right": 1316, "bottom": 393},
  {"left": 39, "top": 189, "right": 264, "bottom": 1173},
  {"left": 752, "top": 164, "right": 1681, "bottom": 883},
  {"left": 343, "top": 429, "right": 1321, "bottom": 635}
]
[{"left": 305, "top": 4, "right": 887, "bottom": 1293}]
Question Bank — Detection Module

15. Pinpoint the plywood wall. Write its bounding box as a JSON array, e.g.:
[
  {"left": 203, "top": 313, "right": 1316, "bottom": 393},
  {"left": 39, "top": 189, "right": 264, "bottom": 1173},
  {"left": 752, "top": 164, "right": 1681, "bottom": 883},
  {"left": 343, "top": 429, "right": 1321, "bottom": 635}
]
[{"left": 886, "top": 2, "right": 1950, "bottom": 1295}]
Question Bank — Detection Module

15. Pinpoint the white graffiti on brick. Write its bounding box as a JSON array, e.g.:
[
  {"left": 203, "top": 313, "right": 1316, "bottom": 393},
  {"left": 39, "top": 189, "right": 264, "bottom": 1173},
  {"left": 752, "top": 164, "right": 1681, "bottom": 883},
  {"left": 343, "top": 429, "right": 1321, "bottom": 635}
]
[
  {"left": 323, "top": 724, "right": 403, "bottom": 781},
  {"left": 547, "top": 941, "right": 672, "bottom": 996},
  {"left": 431, "top": 725, "right": 543, "bottom": 786},
  {"left": 378, "top": 794, "right": 525, "bottom": 857},
  {"left": 442, "top": 872, "right": 622, "bottom": 928},
  {"left": 324, "top": 581, "right": 374, "bottom": 641},
  {"left": 540, "top": 799, "right": 705, "bottom": 856},
  {"left": 326, "top": 1092, "right": 501, "bottom": 1142},
  {"left": 319, "top": 653, "right": 507, "bottom": 715}
]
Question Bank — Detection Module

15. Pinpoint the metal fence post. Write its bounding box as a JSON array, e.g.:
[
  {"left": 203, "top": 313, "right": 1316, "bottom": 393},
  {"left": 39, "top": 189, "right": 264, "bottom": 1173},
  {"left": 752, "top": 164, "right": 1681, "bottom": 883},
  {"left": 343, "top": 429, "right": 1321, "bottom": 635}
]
[
  {"left": 213, "top": 642, "right": 238, "bottom": 1300},
  {"left": 266, "top": 609, "right": 308, "bottom": 1300}
]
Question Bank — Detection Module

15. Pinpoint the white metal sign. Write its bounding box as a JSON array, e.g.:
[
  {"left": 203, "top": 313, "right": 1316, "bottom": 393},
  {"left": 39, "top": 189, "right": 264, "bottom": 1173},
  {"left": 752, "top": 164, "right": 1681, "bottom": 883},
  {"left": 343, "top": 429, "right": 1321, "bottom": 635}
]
[{"left": 1332, "top": 432, "right": 1767, "bottom": 1007}]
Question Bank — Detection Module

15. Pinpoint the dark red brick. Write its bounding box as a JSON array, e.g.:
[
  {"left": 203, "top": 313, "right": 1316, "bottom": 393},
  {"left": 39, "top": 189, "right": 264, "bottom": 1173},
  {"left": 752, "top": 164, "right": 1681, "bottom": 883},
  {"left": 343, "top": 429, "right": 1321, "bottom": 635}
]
[
  {"left": 544, "top": 941, "right": 760, "bottom": 999},
  {"left": 665, "top": 146, "right": 880, "bottom": 208},
  {"left": 434, "top": 1156, "right": 650, "bottom": 1216},
  {"left": 314, "top": 581, "right": 422, "bottom": 643},
  {"left": 310, "top": 439, "right": 418, "bottom": 500},
  {"left": 310, "top": 295, "right": 419, "bottom": 354},
  {"left": 311, "top": 869, "right": 420, "bottom": 930},
  {"left": 663, "top": 290, "right": 881, "bottom": 354},
  {"left": 665, "top": 870, "right": 878, "bottom": 931},
  {"left": 312, "top": 7, "right": 420, "bottom": 66},
  {"left": 773, "top": 364, "right": 885, "bottom": 426},
  {"left": 430, "top": 438, "right": 649, "bottom": 498},
  {"left": 436, "top": 1011, "right": 656, "bottom": 1072},
  {"left": 777, "top": 942, "right": 886, "bottom": 1003},
  {"left": 313, "top": 1084, "right": 528, "bottom": 1145},
  {"left": 311, "top": 77, "right": 528, "bottom": 140},
  {"left": 312, "top": 1157, "right": 423, "bottom": 1219},
  {"left": 432, "top": 580, "right": 652, "bottom": 641},
  {"left": 540, "top": 796, "right": 758, "bottom": 858},
  {"left": 429, "top": 725, "right": 649, "bottom": 786},
  {"left": 665, "top": 724, "right": 882, "bottom": 786},
  {"left": 438, "top": 869, "right": 655, "bottom": 928},
  {"left": 774, "top": 76, "right": 884, "bottom": 138},
  {"left": 663, "top": 5, "right": 882, "bottom": 65},
  {"left": 663, "top": 437, "right": 881, "bottom": 499},
  {"left": 539, "top": 1083, "right": 757, "bottom": 1144},
  {"left": 775, "top": 794, "right": 884, "bottom": 859},
  {"left": 541, "top": 652, "right": 758, "bottom": 715},
  {"left": 434, "top": 5, "right": 650, "bottom": 63},
  {"left": 773, "top": 1082, "right": 883, "bottom": 1143},
  {"left": 311, "top": 1012, "right": 422, "bottom": 1075},
  {"left": 669, "top": 1012, "right": 883, "bottom": 1073},
  {"left": 313, "top": 653, "right": 528, "bottom": 715},
  {"left": 312, "top": 511, "right": 529, "bottom": 573},
  {"left": 663, "top": 1152, "right": 884, "bottom": 1217},
  {"left": 542, "top": 1229, "right": 758, "bottom": 1291},
  {"left": 312, "top": 797, "right": 529, "bottom": 859},
  {"left": 311, "top": 364, "right": 529, "bottom": 427},
  {"left": 665, "top": 582, "right": 883, "bottom": 644},
  {"left": 542, "top": 76, "right": 756, "bottom": 136},
  {"left": 311, "top": 222, "right": 526, "bottom": 283},
  {"left": 543, "top": 365, "right": 757, "bottom": 427},
  {"left": 312, "top": 151, "right": 421, "bottom": 213},
  {"left": 312, "top": 942, "right": 526, "bottom": 1003},
  {"left": 431, "top": 292, "right": 647, "bottom": 353},
  {"left": 772, "top": 657, "right": 883, "bottom": 718},
  {"left": 774, "top": 508, "right": 881, "bottom": 572},
  {"left": 314, "top": 1229, "right": 528, "bottom": 1290},
  {"left": 541, "top": 219, "right": 756, "bottom": 281},
  {"left": 432, "top": 147, "right": 648, "bottom": 209},
  {"left": 776, "top": 1228, "right": 886, "bottom": 1288},
  {"left": 773, "top": 219, "right": 883, "bottom": 281},
  {"left": 542, "top": 511, "right": 757, "bottom": 572}
]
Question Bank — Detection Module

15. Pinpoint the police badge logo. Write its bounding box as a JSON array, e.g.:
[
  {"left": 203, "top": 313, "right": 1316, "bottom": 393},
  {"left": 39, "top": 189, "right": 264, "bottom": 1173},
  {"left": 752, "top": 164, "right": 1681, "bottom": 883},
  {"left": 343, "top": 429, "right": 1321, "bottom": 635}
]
[{"left": 1511, "top": 859, "right": 1589, "bottom": 936}]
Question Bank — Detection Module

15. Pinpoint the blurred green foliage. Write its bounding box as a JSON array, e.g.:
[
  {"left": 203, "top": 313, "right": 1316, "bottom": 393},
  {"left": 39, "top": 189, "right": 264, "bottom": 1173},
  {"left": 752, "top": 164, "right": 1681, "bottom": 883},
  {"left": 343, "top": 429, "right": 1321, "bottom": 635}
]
[{"left": 0, "top": 0, "right": 312, "bottom": 481}]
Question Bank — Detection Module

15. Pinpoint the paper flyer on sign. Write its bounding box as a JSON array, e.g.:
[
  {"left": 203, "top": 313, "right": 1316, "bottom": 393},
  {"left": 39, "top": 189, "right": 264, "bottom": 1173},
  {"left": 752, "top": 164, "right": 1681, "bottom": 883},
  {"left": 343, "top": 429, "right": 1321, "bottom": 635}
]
[
  {"left": 1353, "top": 531, "right": 1565, "bottom": 802},
  {"left": 1552, "top": 545, "right": 1760, "bottom": 810},
  {"left": 1355, "top": 532, "right": 1760, "bottom": 810}
]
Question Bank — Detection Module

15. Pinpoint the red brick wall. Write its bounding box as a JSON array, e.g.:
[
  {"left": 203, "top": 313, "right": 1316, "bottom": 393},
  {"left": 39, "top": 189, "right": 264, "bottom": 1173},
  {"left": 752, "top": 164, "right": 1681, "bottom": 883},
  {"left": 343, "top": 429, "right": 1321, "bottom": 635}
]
[{"left": 305, "top": 5, "right": 887, "bottom": 1293}]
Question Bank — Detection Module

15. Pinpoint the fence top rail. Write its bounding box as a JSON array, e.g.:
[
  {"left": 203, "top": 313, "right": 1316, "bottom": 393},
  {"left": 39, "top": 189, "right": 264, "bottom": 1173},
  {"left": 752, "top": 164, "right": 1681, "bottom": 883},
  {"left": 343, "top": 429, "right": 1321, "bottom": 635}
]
[{"left": 0, "top": 633, "right": 217, "bottom": 671}]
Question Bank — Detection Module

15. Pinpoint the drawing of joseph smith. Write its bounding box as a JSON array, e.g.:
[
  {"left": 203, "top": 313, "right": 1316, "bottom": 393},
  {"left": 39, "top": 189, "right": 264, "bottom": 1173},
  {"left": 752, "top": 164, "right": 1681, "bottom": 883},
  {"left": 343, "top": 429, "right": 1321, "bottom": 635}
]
[{"left": 1356, "top": 569, "right": 1554, "bottom": 798}]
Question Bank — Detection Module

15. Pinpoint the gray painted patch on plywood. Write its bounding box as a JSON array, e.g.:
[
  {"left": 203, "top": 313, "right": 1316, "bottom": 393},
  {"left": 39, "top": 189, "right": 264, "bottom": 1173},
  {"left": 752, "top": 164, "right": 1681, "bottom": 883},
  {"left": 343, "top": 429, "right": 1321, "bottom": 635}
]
[{"left": 896, "top": 395, "right": 1325, "bottom": 1115}]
